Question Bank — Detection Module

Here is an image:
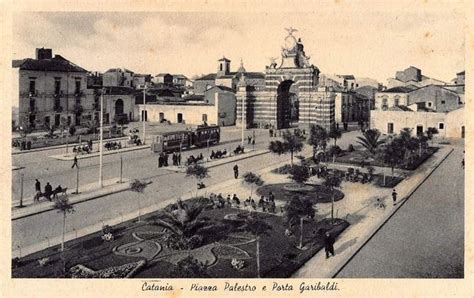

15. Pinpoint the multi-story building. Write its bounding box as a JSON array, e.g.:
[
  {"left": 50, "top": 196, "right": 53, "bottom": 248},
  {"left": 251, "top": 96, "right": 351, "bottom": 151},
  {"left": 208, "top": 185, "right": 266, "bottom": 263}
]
[
  {"left": 153, "top": 73, "right": 173, "bottom": 86},
  {"left": 12, "top": 48, "right": 94, "bottom": 130},
  {"left": 103, "top": 68, "right": 135, "bottom": 88},
  {"left": 371, "top": 79, "right": 465, "bottom": 139}
]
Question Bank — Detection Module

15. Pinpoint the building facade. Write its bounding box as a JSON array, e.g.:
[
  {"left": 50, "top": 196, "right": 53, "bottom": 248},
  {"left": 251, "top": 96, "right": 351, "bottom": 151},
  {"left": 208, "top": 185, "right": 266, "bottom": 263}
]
[{"left": 12, "top": 48, "right": 94, "bottom": 130}]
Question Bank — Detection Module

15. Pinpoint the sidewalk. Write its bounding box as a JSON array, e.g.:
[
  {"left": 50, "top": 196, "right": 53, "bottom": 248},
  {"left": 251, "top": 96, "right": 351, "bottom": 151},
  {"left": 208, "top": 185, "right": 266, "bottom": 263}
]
[
  {"left": 292, "top": 145, "right": 454, "bottom": 278},
  {"left": 49, "top": 144, "right": 150, "bottom": 161},
  {"left": 12, "top": 135, "right": 128, "bottom": 155},
  {"left": 164, "top": 149, "right": 270, "bottom": 172},
  {"left": 12, "top": 177, "right": 131, "bottom": 220}
]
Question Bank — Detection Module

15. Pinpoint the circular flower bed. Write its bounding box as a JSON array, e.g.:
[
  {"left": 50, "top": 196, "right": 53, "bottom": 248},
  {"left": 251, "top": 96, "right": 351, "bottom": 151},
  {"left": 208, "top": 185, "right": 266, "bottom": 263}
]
[{"left": 257, "top": 183, "right": 344, "bottom": 204}]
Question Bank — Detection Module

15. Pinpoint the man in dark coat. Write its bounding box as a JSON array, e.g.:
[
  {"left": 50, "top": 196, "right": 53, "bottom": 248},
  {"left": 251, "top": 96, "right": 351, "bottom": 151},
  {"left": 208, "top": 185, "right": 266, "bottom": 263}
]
[
  {"left": 35, "top": 179, "right": 41, "bottom": 192},
  {"left": 324, "top": 232, "right": 335, "bottom": 258},
  {"left": 71, "top": 155, "right": 79, "bottom": 169},
  {"left": 392, "top": 189, "right": 398, "bottom": 205},
  {"left": 44, "top": 182, "right": 53, "bottom": 201},
  {"left": 233, "top": 164, "right": 239, "bottom": 179}
]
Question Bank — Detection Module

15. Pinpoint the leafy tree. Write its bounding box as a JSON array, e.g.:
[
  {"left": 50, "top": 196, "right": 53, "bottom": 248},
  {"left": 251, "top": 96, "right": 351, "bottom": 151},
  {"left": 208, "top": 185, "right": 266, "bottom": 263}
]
[
  {"left": 242, "top": 172, "right": 264, "bottom": 198},
  {"left": 308, "top": 125, "right": 328, "bottom": 160},
  {"left": 129, "top": 179, "right": 148, "bottom": 222},
  {"left": 242, "top": 216, "right": 272, "bottom": 278},
  {"left": 323, "top": 173, "right": 342, "bottom": 224},
  {"left": 285, "top": 196, "right": 315, "bottom": 249},
  {"left": 356, "top": 129, "right": 385, "bottom": 155},
  {"left": 381, "top": 139, "right": 405, "bottom": 185},
  {"left": 426, "top": 127, "right": 439, "bottom": 145},
  {"left": 186, "top": 164, "right": 210, "bottom": 196},
  {"left": 268, "top": 130, "right": 304, "bottom": 166},
  {"left": 53, "top": 194, "right": 75, "bottom": 252},
  {"left": 288, "top": 164, "right": 310, "bottom": 185},
  {"left": 171, "top": 255, "right": 209, "bottom": 278},
  {"left": 328, "top": 126, "right": 342, "bottom": 147}
]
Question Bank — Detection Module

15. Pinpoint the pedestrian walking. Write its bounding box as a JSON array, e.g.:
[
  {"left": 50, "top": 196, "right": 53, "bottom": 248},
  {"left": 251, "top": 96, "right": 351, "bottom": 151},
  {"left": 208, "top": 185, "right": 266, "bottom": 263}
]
[
  {"left": 44, "top": 182, "right": 53, "bottom": 201},
  {"left": 164, "top": 153, "right": 169, "bottom": 167},
  {"left": 462, "top": 158, "right": 465, "bottom": 169},
  {"left": 252, "top": 138, "right": 255, "bottom": 147},
  {"left": 324, "top": 232, "right": 335, "bottom": 258},
  {"left": 233, "top": 164, "right": 239, "bottom": 179},
  {"left": 88, "top": 139, "right": 93, "bottom": 152},
  {"left": 247, "top": 135, "right": 252, "bottom": 145},
  {"left": 35, "top": 179, "right": 41, "bottom": 192},
  {"left": 392, "top": 189, "right": 398, "bottom": 205},
  {"left": 178, "top": 153, "right": 182, "bottom": 166},
  {"left": 71, "top": 155, "right": 79, "bottom": 168}
]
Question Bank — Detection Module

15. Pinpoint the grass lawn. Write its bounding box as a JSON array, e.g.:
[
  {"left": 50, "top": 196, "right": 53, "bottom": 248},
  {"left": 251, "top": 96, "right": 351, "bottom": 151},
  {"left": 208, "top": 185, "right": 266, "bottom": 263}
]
[
  {"left": 257, "top": 183, "right": 344, "bottom": 204},
  {"left": 12, "top": 198, "right": 349, "bottom": 278}
]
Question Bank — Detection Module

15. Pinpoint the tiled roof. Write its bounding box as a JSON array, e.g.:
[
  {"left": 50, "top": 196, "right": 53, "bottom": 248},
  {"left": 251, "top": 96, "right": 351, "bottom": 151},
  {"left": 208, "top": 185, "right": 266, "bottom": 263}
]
[
  {"left": 195, "top": 73, "right": 217, "bottom": 81},
  {"left": 156, "top": 73, "right": 171, "bottom": 77},
  {"left": 218, "top": 57, "right": 231, "bottom": 62},
  {"left": 383, "top": 86, "right": 417, "bottom": 93},
  {"left": 15, "top": 55, "right": 88, "bottom": 73},
  {"left": 206, "top": 85, "right": 235, "bottom": 93}
]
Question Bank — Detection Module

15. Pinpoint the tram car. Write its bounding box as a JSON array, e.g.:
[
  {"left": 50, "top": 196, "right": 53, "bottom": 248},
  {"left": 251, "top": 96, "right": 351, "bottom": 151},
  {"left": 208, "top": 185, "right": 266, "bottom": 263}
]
[{"left": 151, "top": 125, "right": 221, "bottom": 153}]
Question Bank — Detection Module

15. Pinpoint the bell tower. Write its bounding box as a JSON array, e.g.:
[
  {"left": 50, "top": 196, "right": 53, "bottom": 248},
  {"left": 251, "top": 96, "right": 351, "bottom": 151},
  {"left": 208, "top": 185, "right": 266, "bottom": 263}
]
[{"left": 217, "top": 56, "right": 231, "bottom": 77}]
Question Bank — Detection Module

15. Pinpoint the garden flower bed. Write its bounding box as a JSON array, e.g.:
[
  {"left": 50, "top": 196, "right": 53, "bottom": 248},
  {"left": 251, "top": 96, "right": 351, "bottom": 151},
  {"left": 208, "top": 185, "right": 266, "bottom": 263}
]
[{"left": 12, "top": 198, "right": 349, "bottom": 278}]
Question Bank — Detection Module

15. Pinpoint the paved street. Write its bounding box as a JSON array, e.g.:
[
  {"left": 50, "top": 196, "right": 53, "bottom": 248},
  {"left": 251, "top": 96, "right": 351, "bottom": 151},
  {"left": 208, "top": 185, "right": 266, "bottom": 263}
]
[
  {"left": 11, "top": 126, "right": 294, "bottom": 250},
  {"left": 12, "top": 124, "right": 265, "bottom": 201},
  {"left": 336, "top": 141, "right": 464, "bottom": 278}
]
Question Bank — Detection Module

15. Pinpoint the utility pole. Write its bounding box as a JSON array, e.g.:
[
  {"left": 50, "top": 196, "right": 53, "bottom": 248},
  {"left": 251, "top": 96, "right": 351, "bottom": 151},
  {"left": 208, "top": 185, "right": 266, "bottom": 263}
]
[
  {"left": 119, "top": 155, "right": 123, "bottom": 183},
  {"left": 74, "top": 161, "right": 80, "bottom": 194},
  {"left": 99, "top": 88, "right": 104, "bottom": 188},
  {"left": 19, "top": 172, "right": 24, "bottom": 208},
  {"left": 241, "top": 96, "right": 245, "bottom": 146},
  {"left": 142, "top": 85, "right": 147, "bottom": 145}
]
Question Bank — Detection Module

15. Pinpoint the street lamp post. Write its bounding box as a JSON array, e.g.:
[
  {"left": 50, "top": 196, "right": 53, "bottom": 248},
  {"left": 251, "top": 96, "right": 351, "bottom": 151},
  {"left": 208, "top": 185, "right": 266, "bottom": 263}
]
[
  {"left": 19, "top": 172, "right": 24, "bottom": 208},
  {"left": 142, "top": 85, "right": 147, "bottom": 145},
  {"left": 241, "top": 95, "right": 245, "bottom": 146},
  {"left": 99, "top": 88, "right": 104, "bottom": 188}
]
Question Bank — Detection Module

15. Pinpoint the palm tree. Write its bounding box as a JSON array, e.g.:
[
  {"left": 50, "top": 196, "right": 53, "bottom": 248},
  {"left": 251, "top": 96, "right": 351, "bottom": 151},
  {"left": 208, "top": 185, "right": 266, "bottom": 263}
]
[
  {"left": 308, "top": 125, "right": 328, "bottom": 160},
  {"left": 156, "top": 199, "right": 208, "bottom": 238},
  {"left": 129, "top": 179, "right": 148, "bottom": 222},
  {"left": 242, "top": 216, "right": 272, "bottom": 278},
  {"left": 53, "top": 194, "right": 75, "bottom": 252},
  {"left": 186, "top": 164, "right": 210, "bottom": 196},
  {"left": 323, "top": 173, "right": 342, "bottom": 224},
  {"left": 285, "top": 196, "right": 315, "bottom": 249},
  {"left": 356, "top": 129, "right": 385, "bottom": 155},
  {"left": 242, "top": 172, "right": 264, "bottom": 198},
  {"left": 268, "top": 130, "right": 304, "bottom": 166}
]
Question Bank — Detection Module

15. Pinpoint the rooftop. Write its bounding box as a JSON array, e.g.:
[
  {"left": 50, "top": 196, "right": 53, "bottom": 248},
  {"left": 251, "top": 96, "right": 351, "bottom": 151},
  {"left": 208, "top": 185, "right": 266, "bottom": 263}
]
[{"left": 13, "top": 55, "right": 88, "bottom": 73}]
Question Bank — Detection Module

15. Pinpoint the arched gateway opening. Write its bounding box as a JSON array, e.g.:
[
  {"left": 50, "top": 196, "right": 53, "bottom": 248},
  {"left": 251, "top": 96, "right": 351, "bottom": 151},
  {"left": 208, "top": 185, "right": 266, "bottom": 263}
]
[{"left": 276, "top": 80, "right": 299, "bottom": 129}]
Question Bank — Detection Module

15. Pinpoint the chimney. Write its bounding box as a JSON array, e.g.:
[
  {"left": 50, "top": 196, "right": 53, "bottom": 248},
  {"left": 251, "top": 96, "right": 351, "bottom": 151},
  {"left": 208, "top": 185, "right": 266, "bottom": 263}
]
[{"left": 36, "top": 48, "right": 53, "bottom": 60}]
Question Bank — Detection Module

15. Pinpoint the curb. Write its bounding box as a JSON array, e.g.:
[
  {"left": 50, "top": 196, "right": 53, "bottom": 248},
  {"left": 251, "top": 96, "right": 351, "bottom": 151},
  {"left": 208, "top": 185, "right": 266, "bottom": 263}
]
[
  {"left": 49, "top": 144, "right": 150, "bottom": 161},
  {"left": 12, "top": 136, "right": 128, "bottom": 155},
  {"left": 12, "top": 179, "right": 136, "bottom": 220},
  {"left": 329, "top": 147, "right": 454, "bottom": 278}
]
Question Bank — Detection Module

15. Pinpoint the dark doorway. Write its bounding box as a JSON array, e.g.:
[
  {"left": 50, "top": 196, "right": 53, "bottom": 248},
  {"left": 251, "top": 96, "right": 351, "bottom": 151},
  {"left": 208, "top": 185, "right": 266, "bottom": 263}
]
[
  {"left": 115, "top": 98, "right": 124, "bottom": 116},
  {"left": 177, "top": 113, "right": 183, "bottom": 123},
  {"left": 159, "top": 112, "right": 164, "bottom": 122},
  {"left": 461, "top": 126, "right": 465, "bottom": 139},
  {"left": 276, "top": 80, "right": 298, "bottom": 129},
  {"left": 54, "top": 114, "right": 60, "bottom": 126},
  {"left": 416, "top": 125, "right": 423, "bottom": 136},
  {"left": 29, "top": 114, "right": 36, "bottom": 128}
]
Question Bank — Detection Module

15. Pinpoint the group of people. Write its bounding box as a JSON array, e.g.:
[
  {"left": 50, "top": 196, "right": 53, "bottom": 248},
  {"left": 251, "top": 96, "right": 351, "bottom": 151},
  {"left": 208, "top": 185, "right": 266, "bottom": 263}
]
[
  {"left": 33, "top": 179, "right": 66, "bottom": 202},
  {"left": 73, "top": 140, "right": 94, "bottom": 154},
  {"left": 186, "top": 153, "right": 204, "bottom": 165},
  {"left": 104, "top": 140, "right": 122, "bottom": 151},
  {"left": 210, "top": 149, "right": 227, "bottom": 160},
  {"left": 13, "top": 139, "right": 32, "bottom": 151},
  {"left": 233, "top": 145, "right": 245, "bottom": 155},
  {"left": 158, "top": 152, "right": 183, "bottom": 167}
]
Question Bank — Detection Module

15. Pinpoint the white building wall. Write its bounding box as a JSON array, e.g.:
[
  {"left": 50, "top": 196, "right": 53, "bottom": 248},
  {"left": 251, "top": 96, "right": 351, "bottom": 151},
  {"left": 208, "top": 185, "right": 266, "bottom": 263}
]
[
  {"left": 371, "top": 108, "right": 465, "bottom": 139},
  {"left": 138, "top": 104, "right": 218, "bottom": 126}
]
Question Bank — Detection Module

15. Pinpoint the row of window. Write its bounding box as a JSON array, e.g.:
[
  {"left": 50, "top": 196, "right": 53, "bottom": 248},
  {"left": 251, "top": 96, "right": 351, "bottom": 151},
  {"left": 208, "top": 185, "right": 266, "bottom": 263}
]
[
  {"left": 387, "top": 122, "right": 444, "bottom": 134},
  {"left": 28, "top": 77, "right": 83, "bottom": 95}
]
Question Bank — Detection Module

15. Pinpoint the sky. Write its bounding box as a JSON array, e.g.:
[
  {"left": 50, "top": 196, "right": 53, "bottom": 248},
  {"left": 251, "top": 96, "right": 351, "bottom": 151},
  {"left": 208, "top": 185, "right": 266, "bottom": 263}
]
[{"left": 12, "top": 4, "right": 466, "bottom": 84}]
